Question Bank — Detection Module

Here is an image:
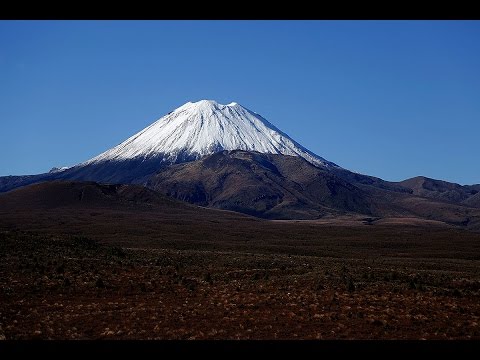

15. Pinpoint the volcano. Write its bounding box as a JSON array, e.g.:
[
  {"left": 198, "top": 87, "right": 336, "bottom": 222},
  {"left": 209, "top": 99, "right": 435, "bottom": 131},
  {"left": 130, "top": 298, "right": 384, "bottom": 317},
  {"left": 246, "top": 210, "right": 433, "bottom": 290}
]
[{"left": 1, "top": 99, "right": 479, "bottom": 225}]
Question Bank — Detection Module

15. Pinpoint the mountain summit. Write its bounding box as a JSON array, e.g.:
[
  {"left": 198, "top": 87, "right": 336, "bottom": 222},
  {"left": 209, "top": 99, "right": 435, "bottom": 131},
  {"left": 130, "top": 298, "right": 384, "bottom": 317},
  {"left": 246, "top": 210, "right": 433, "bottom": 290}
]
[{"left": 83, "top": 100, "right": 337, "bottom": 169}]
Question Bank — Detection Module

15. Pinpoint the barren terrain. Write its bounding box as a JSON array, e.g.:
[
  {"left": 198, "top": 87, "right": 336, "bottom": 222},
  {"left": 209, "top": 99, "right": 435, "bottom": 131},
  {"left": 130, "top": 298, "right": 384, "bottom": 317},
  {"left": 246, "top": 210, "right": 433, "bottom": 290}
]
[{"left": 1, "top": 182, "right": 480, "bottom": 339}]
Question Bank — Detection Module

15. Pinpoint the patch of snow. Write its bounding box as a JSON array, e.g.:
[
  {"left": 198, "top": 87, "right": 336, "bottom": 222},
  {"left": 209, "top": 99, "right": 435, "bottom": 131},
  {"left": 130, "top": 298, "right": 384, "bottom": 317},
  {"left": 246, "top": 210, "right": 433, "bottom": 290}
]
[{"left": 49, "top": 166, "right": 70, "bottom": 173}]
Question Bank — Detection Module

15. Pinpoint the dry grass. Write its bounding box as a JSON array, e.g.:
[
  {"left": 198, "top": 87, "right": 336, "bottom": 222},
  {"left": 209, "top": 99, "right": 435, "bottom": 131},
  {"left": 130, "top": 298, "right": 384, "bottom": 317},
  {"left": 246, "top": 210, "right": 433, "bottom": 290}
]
[{"left": 1, "top": 221, "right": 480, "bottom": 339}]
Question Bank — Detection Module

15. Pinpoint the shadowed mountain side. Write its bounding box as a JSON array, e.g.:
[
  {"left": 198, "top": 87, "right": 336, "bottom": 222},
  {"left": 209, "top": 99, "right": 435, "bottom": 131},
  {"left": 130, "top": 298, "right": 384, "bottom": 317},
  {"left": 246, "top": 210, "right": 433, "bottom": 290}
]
[
  {"left": 54, "top": 157, "right": 181, "bottom": 185},
  {"left": 147, "top": 151, "right": 373, "bottom": 219},
  {"left": 0, "top": 156, "right": 195, "bottom": 193},
  {"left": 0, "top": 174, "right": 53, "bottom": 193}
]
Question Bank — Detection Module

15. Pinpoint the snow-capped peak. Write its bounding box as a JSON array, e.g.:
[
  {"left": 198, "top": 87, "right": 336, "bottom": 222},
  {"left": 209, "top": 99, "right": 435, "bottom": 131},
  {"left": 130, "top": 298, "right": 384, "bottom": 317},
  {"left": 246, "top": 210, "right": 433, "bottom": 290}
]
[{"left": 83, "top": 100, "right": 338, "bottom": 168}]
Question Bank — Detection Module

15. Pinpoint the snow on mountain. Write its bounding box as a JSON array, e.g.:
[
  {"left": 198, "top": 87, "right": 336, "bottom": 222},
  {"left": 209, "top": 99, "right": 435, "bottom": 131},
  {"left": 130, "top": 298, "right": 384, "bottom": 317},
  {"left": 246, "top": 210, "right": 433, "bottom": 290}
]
[
  {"left": 49, "top": 166, "right": 70, "bottom": 174},
  {"left": 83, "top": 100, "right": 338, "bottom": 168}
]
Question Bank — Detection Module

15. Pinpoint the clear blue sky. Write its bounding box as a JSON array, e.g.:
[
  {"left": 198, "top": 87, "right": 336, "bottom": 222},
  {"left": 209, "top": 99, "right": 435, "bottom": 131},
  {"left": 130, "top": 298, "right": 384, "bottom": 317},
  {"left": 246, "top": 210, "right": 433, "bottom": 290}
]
[{"left": 1, "top": 20, "right": 479, "bottom": 184}]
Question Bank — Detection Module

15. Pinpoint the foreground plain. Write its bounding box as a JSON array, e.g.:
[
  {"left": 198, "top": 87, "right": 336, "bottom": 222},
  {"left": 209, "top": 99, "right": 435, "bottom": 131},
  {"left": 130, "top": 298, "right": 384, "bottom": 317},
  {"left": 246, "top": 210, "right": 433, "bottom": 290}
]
[{"left": 1, "top": 182, "right": 480, "bottom": 339}]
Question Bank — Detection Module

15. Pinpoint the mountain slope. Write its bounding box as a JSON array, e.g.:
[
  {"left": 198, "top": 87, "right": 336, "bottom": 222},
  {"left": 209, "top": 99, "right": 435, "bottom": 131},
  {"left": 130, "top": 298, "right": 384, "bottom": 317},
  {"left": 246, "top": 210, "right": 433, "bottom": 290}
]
[
  {"left": 398, "top": 176, "right": 480, "bottom": 206},
  {"left": 145, "top": 150, "right": 480, "bottom": 228},
  {"left": 464, "top": 192, "right": 480, "bottom": 208},
  {"left": 361, "top": 184, "right": 480, "bottom": 231},
  {"left": 147, "top": 150, "right": 371, "bottom": 219}
]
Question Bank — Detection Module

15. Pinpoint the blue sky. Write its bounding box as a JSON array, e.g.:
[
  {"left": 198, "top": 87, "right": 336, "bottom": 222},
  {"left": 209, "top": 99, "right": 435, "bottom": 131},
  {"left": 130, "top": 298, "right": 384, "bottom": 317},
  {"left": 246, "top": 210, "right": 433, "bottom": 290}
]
[{"left": 1, "top": 20, "right": 479, "bottom": 184}]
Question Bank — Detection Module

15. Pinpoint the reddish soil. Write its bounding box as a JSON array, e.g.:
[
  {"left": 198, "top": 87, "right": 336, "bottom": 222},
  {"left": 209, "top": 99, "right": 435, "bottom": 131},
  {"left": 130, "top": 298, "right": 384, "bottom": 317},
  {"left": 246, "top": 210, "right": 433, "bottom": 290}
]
[{"left": 1, "top": 227, "right": 480, "bottom": 340}]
